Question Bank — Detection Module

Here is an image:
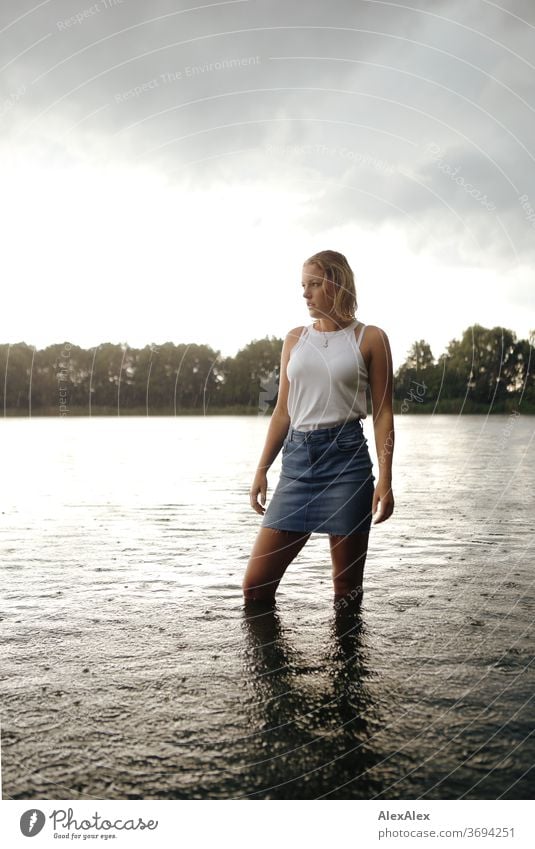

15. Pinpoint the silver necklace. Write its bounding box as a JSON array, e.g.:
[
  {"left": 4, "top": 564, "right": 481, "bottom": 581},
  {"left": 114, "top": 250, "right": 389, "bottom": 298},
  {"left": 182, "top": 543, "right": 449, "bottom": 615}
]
[
  {"left": 313, "top": 321, "right": 330, "bottom": 347},
  {"left": 315, "top": 319, "right": 356, "bottom": 347}
]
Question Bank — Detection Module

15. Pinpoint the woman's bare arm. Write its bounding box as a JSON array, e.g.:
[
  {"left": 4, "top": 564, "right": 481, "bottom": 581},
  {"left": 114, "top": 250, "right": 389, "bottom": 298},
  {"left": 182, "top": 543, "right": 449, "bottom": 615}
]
[
  {"left": 256, "top": 326, "right": 304, "bottom": 472},
  {"left": 250, "top": 327, "right": 304, "bottom": 514},
  {"left": 367, "top": 325, "right": 395, "bottom": 523}
]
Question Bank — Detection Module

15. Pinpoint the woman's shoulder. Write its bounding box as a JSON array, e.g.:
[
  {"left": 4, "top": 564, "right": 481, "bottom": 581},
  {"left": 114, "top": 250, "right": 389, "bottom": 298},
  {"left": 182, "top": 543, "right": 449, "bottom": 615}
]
[
  {"left": 285, "top": 324, "right": 307, "bottom": 341},
  {"left": 360, "top": 323, "right": 390, "bottom": 342},
  {"left": 358, "top": 324, "right": 391, "bottom": 370},
  {"left": 279, "top": 326, "right": 307, "bottom": 361}
]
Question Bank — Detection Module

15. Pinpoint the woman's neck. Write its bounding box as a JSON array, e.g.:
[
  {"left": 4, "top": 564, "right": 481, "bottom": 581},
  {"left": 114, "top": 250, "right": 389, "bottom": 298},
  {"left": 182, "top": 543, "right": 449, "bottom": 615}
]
[{"left": 313, "top": 317, "right": 355, "bottom": 332}]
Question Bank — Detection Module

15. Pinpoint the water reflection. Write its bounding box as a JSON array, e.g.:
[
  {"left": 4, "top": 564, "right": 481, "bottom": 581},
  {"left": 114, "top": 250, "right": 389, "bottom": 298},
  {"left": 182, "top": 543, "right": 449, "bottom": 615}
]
[
  {"left": 239, "top": 599, "right": 385, "bottom": 798},
  {"left": 2, "top": 415, "right": 534, "bottom": 799}
]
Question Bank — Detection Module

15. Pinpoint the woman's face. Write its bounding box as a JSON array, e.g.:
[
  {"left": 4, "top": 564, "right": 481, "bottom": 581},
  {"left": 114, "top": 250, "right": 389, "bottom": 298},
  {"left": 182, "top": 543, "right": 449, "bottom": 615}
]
[{"left": 301, "top": 263, "right": 335, "bottom": 320}]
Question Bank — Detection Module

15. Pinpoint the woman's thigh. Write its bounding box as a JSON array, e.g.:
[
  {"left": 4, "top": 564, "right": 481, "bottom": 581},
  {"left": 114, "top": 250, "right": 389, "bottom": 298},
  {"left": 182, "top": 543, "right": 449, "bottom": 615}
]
[
  {"left": 243, "top": 527, "right": 311, "bottom": 600},
  {"left": 329, "top": 531, "right": 370, "bottom": 595}
]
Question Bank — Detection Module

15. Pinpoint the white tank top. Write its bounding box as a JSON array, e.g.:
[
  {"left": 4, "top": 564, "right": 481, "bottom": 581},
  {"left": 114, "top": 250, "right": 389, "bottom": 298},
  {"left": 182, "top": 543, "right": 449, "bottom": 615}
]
[{"left": 286, "top": 319, "right": 369, "bottom": 430}]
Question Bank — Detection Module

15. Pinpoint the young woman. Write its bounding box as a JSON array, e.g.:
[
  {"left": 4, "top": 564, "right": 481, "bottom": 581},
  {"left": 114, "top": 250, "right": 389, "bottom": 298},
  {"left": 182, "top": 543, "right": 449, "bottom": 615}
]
[{"left": 243, "top": 250, "right": 395, "bottom": 604}]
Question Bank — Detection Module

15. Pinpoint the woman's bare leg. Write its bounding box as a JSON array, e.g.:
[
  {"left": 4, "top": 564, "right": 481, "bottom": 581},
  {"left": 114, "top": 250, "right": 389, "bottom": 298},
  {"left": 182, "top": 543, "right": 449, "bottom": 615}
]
[
  {"left": 329, "top": 531, "right": 370, "bottom": 602},
  {"left": 242, "top": 527, "right": 311, "bottom": 601}
]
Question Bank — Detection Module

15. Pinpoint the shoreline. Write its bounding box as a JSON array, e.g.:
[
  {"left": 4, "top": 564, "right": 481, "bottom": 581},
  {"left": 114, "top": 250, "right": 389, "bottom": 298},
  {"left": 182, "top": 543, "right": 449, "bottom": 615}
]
[{"left": 1, "top": 402, "right": 532, "bottom": 417}]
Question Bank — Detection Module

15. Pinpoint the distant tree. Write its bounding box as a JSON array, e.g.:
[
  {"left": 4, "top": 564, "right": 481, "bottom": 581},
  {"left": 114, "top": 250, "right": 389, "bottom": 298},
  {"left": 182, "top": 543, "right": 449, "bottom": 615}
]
[
  {"left": 512, "top": 331, "right": 535, "bottom": 404},
  {"left": 1, "top": 324, "right": 533, "bottom": 414},
  {"left": 219, "top": 337, "right": 283, "bottom": 408},
  {"left": 394, "top": 340, "right": 436, "bottom": 408},
  {"left": 170, "top": 343, "right": 222, "bottom": 412},
  {"left": 88, "top": 343, "right": 128, "bottom": 409},
  {"left": 440, "top": 324, "right": 518, "bottom": 403},
  {"left": 0, "top": 343, "right": 34, "bottom": 411},
  {"left": 403, "top": 340, "right": 435, "bottom": 370}
]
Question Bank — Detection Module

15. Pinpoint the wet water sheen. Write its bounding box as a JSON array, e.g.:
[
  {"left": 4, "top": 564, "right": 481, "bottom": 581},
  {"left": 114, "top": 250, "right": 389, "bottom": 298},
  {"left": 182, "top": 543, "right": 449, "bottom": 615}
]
[{"left": 1, "top": 414, "right": 534, "bottom": 799}]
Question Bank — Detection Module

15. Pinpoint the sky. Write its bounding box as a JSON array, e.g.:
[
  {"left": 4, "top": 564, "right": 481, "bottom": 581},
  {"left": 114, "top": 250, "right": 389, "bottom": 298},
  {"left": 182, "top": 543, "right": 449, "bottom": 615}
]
[{"left": 1, "top": 0, "right": 534, "bottom": 369}]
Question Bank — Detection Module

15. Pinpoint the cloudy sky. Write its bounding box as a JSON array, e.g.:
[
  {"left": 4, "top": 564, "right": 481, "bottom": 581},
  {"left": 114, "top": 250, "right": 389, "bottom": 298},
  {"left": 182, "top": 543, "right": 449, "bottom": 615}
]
[{"left": 2, "top": 0, "right": 534, "bottom": 367}]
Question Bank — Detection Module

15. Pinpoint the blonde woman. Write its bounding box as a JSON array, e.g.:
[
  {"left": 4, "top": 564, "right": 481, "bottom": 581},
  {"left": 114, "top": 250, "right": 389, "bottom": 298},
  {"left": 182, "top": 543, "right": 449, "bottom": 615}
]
[{"left": 243, "top": 250, "right": 395, "bottom": 604}]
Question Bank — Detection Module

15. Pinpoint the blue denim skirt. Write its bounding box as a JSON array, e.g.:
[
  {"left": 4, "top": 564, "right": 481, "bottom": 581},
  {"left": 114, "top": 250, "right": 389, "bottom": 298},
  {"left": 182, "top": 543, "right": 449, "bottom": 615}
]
[{"left": 261, "top": 418, "right": 376, "bottom": 535}]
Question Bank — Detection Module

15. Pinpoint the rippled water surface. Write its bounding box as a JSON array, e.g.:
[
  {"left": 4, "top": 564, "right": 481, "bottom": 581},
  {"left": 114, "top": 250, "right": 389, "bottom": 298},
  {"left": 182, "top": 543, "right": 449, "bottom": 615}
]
[{"left": 1, "top": 414, "right": 534, "bottom": 799}]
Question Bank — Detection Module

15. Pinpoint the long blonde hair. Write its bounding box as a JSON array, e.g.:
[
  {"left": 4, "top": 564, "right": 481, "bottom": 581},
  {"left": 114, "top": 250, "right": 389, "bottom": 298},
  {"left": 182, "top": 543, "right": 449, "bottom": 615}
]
[{"left": 303, "top": 250, "right": 357, "bottom": 322}]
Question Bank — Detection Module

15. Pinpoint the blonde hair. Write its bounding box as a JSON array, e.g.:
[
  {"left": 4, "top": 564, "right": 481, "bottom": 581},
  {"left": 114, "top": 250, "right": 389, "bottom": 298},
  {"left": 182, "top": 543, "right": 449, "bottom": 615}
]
[{"left": 303, "top": 250, "right": 357, "bottom": 322}]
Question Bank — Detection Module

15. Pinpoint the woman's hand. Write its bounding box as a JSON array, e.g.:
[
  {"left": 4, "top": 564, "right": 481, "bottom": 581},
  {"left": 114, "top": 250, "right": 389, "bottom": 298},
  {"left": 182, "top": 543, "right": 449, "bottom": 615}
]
[
  {"left": 250, "top": 470, "right": 268, "bottom": 515},
  {"left": 372, "top": 479, "right": 394, "bottom": 524}
]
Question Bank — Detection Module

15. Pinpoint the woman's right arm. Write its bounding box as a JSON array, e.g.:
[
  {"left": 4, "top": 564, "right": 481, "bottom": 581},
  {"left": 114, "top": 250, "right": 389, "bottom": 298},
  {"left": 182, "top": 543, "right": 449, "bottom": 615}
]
[{"left": 249, "top": 326, "right": 303, "bottom": 514}]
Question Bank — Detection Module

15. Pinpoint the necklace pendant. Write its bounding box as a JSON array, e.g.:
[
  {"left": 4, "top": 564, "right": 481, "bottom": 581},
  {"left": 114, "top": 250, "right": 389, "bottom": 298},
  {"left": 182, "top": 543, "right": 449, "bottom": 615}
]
[{"left": 323, "top": 336, "right": 328, "bottom": 348}]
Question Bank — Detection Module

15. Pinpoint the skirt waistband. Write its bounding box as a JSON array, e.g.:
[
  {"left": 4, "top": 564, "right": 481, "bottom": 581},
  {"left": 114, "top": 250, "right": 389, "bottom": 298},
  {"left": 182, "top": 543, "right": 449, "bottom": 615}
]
[{"left": 288, "top": 417, "right": 363, "bottom": 443}]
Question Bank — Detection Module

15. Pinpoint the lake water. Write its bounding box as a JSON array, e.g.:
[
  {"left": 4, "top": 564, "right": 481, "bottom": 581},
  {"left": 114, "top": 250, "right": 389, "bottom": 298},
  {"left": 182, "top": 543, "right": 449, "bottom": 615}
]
[{"left": 1, "top": 414, "right": 534, "bottom": 800}]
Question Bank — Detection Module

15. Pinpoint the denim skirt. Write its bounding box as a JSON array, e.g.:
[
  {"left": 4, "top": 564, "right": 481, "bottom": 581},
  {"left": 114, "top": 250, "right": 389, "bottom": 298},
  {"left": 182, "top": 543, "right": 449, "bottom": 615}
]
[{"left": 261, "top": 418, "right": 376, "bottom": 535}]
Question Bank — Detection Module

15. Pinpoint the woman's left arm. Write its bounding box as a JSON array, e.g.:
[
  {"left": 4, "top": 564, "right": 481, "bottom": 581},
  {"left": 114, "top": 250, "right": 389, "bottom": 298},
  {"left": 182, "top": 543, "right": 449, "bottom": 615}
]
[{"left": 366, "top": 326, "right": 395, "bottom": 524}]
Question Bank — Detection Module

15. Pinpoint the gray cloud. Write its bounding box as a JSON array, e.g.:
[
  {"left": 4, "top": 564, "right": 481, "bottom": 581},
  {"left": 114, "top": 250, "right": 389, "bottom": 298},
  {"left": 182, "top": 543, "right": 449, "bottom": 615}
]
[{"left": 2, "top": 0, "right": 535, "bottom": 269}]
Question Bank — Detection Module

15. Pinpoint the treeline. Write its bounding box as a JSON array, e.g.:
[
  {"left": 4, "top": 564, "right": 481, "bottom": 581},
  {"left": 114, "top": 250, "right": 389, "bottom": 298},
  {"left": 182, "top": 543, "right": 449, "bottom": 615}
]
[{"left": 1, "top": 323, "right": 533, "bottom": 416}]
